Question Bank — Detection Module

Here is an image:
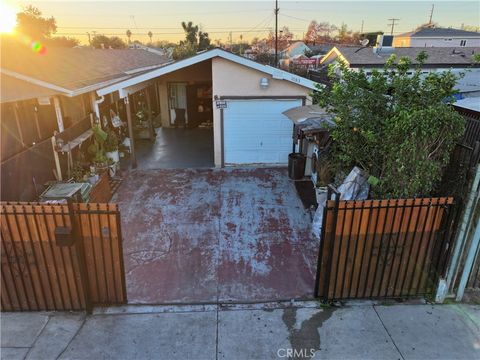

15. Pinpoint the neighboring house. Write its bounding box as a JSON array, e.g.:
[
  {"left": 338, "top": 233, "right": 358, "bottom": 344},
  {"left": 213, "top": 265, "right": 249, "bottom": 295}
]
[
  {"left": 307, "top": 44, "right": 335, "bottom": 55},
  {"left": 96, "top": 48, "right": 316, "bottom": 167},
  {"left": 393, "top": 27, "right": 480, "bottom": 48},
  {"left": 320, "top": 46, "right": 480, "bottom": 96},
  {"left": 0, "top": 37, "right": 170, "bottom": 200},
  {"left": 281, "top": 42, "right": 334, "bottom": 59},
  {"left": 280, "top": 41, "right": 311, "bottom": 59}
]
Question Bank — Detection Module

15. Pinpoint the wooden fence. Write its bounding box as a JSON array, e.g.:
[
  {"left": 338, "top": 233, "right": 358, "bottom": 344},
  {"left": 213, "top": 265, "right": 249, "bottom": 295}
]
[
  {"left": 315, "top": 191, "right": 455, "bottom": 300},
  {"left": 1, "top": 202, "right": 126, "bottom": 312}
]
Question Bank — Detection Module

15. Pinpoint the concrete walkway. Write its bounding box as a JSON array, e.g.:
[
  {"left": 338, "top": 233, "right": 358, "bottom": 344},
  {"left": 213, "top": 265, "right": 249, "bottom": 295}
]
[{"left": 2, "top": 302, "right": 479, "bottom": 360}]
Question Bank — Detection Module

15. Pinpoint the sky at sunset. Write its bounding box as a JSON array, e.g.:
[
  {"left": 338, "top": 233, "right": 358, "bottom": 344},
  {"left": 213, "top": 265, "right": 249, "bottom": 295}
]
[{"left": 3, "top": 0, "right": 479, "bottom": 44}]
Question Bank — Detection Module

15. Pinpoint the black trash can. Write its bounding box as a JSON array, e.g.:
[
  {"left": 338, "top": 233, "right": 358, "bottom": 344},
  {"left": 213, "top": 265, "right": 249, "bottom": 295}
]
[{"left": 288, "top": 153, "right": 306, "bottom": 180}]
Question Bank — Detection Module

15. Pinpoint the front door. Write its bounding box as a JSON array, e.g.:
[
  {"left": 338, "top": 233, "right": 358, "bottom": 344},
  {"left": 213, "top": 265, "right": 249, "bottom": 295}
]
[{"left": 168, "top": 82, "right": 188, "bottom": 127}]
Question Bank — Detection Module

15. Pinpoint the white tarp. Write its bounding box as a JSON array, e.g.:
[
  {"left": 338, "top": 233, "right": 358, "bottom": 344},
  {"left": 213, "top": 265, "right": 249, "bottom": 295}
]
[{"left": 312, "top": 166, "right": 370, "bottom": 238}]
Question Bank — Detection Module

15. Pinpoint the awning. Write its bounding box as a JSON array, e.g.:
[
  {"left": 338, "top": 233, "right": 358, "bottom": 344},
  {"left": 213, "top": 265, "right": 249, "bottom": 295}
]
[
  {"left": 454, "top": 97, "right": 480, "bottom": 113},
  {"left": 282, "top": 104, "right": 335, "bottom": 133}
]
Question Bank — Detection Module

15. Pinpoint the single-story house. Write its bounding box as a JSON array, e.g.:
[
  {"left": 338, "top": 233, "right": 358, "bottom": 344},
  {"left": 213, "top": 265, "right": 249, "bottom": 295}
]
[
  {"left": 319, "top": 45, "right": 480, "bottom": 96},
  {"left": 1, "top": 38, "right": 317, "bottom": 199},
  {"left": 393, "top": 26, "right": 480, "bottom": 48},
  {"left": 96, "top": 48, "right": 317, "bottom": 167},
  {"left": 0, "top": 37, "right": 170, "bottom": 200}
]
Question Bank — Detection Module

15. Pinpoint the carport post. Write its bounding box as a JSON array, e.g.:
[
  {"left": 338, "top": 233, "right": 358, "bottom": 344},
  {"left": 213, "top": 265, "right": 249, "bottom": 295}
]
[
  {"left": 124, "top": 95, "right": 137, "bottom": 168},
  {"left": 145, "top": 87, "right": 155, "bottom": 141}
]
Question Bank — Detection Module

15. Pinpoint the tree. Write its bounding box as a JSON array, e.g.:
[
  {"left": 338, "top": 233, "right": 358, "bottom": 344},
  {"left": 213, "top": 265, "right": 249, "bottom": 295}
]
[
  {"left": 175, "top": 21, "right": 212, "bottom": 58},
  {"left": 148, "top": 31, "right": 153, "bottom": 44},
  {"left": 91, "top": 35, "right": 127, "bottom": 49},
  {"left": 198, "top": 30, "right": 211, "bottom": 50},
  {"left": 313, "top": 52, "right": 465, "bottom": 198},
  {"left": 266, "top": 26, "right": 293, "bottom": 50},
  {"left": 181, "top": 21, "right": 198, "bottom": 45},
  {"left": 172, "top": 42, "right": 197, "bottom": 60},
  {"left": 153, "top": 40, "right": 176, "bottom": 48},
  {"left": 16, "top": 5, "right": 56, "bottom": 39},
  {"left": 126, "top": 29, "right": 132, "bottom": 44},
  {"left": 255, "top": 52, "right": 276, "bottom": 66},
  {"left": 46, "top": 36, "right": 79, "bottom": 47},
  {"left": 304, "top": 21, "right": 321, "bottom": 44},
  {"left": 335, "top": 23, "right": 360, "bottom": 44}
]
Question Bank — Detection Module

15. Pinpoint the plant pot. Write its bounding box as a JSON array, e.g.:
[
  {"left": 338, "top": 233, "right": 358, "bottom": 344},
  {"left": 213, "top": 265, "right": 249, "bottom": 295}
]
[
  {"left": 88, "top": 174, "right": 99, "bottom": 185},
  {"left": 122, "top": 137, "right": 131, "bottom": 153},
  {"left": 315, "top": 186, "right": 328, "bottom": 204},
  {"left": 106, "top": 150, "right": 120, "bottom": 163}
]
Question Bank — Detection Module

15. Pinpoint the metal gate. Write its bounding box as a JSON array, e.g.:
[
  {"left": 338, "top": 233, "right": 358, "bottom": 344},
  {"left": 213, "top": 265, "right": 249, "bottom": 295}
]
[
  {"left": 315, "top": 187, "right": 456, "bottom": 301},
  {"left": 1, "top": 201, "right": 127, "bottom": 312}
]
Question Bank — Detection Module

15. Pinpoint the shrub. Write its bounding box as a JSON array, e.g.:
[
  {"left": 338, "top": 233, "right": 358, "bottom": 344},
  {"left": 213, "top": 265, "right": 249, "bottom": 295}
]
[{"left": 313, "top": 52, "right": 465, "bottom": 198}]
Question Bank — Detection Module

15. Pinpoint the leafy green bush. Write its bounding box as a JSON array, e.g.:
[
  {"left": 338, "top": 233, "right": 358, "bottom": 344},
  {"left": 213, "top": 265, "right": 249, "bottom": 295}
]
[{"left": 313, "top": 52, "right": 465, "bottom": 198}]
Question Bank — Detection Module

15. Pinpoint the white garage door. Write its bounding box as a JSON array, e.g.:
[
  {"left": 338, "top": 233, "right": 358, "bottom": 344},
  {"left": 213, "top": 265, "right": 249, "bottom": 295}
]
[{"left": 223, "top": 99, "right": 302, "bottom": 164}]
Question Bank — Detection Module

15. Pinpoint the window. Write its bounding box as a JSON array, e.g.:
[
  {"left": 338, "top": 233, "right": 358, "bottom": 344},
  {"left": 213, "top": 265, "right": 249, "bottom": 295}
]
[{"left": 460, "top": 40, "right": 467, "bottom": 47}]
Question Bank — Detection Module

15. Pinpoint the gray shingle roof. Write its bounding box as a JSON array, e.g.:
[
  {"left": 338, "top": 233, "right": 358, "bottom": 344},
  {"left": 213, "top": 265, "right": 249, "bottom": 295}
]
[
  {"left": 332, "top": 46, "right": 480, "bottom": 66},
  {"left": 398, "top": 27, "right": 480, "bottom": 38},
  {"left": 1, "top": 37, "right": 170, "bottom": 91},
  {"left": 1, "top": 73, "right": 62, "bottom": 103}
]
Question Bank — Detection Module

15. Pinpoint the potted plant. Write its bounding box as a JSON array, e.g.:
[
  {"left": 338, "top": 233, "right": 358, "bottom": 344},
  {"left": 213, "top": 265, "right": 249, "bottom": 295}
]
[
  {"left": 134, "top": 106, "right": 152, "bottom": 139},
  {"left": 104, "top": 128, "right": 120, "bottom": 163},
  {"left": 88, "top": 125, "right": 109, "bottom": 174},
  {"left": 314, "top": 160, "right": 333, "bottom": 203}
]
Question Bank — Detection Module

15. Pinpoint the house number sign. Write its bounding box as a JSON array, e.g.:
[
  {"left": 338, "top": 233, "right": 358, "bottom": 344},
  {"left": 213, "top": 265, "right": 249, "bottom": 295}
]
[{"left": 216, "top": 100, "right": 227, "bottom": 109}]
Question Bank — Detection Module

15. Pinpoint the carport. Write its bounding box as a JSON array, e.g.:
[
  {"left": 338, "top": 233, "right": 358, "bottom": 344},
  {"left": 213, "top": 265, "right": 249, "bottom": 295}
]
[{"left": 97, "top": 48, "right": 317, "bottom": 169}]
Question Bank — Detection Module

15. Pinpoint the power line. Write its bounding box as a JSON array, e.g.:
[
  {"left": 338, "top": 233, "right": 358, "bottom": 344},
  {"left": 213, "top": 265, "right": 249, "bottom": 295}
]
[
  {"left": 387, "top": 18, "right": 400, "bottom": 35},
  {"left": 49, "top": 8, "right": 272, "bottom": 17},
  {"left": 55, "top": 30, "right": 274, "bottom": 36}
]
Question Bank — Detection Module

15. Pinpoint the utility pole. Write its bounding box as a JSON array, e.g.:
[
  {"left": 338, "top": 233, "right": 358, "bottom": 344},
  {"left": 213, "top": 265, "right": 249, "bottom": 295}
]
[
  {"left": 274, "top": 0, "right": 279, "bottom": 67},
  {"left": 428, "top": 4, "right": 435, "bottom": 25},
  {"left": 387, "top": 18, "right": 400, "bottom": 35}
]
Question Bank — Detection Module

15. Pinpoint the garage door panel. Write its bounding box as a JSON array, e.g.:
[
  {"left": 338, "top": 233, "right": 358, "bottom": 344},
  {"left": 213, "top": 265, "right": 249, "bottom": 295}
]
[{"left": 223, "top": 99, "right": 302, "bottom": 165}]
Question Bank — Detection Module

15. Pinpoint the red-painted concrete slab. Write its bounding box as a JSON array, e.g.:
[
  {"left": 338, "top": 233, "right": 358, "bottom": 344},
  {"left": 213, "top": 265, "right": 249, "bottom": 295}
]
[{"left": 114, "top": 167, "right": 318, "bottom": 304}]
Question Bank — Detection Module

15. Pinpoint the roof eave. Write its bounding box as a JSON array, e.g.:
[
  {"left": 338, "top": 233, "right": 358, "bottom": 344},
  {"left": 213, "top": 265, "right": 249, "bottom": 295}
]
[{"left": 96, "top": 48, "right": 318, "bottom": 97}]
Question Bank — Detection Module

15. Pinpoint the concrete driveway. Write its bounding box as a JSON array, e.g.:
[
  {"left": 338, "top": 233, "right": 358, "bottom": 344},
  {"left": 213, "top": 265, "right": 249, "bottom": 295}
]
[{"left": 114, "top": 167, "right": 317, "bottom": 304}]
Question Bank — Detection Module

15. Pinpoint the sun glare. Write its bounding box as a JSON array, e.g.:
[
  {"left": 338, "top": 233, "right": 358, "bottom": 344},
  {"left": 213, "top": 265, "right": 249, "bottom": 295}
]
[{"left": 0, "top": 3, "right": 17, "bottom": 34}]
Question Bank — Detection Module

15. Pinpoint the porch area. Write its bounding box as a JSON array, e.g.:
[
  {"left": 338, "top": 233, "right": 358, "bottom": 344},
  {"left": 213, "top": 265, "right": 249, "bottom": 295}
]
[{"left": 123, "top": 127, "right": 214, "bottom": 170}]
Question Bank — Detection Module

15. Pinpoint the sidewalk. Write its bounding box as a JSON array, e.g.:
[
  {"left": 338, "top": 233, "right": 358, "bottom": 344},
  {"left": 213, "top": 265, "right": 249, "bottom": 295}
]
[{"left": 1, "top": 301, "right": 479, "bottom": 360}]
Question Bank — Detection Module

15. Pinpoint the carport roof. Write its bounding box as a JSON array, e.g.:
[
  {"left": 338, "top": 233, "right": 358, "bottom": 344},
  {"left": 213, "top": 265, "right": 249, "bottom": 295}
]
[{"left": 97, "top": 48, "right": 318, "bottom": 97}]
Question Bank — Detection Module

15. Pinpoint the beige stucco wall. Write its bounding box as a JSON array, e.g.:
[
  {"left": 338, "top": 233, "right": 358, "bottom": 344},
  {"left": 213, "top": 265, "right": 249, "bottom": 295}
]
[
  {"left": 157, "top": 60, "right": 212, "bottom": 127},
  {"left": 211, "top": 57, "right": 312, "bottom": 166},
  {"left": 393, "top": 36, "right": 480, "bottom": 48}
]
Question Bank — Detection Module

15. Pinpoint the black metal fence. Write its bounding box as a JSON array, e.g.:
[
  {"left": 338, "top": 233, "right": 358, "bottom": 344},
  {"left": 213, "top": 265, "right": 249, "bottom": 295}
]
[
  {"left": 1, "top": 201, "right": 127, "bottom": 312},
  {"left": 315, "top": 186, "right": 456, "bottom": 301}
]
